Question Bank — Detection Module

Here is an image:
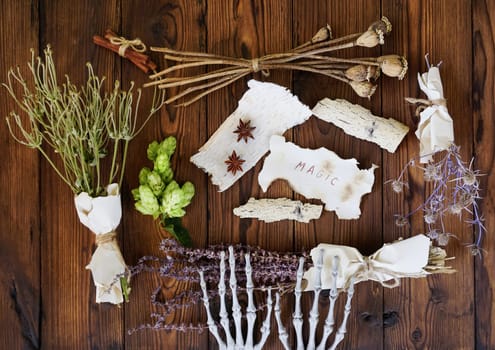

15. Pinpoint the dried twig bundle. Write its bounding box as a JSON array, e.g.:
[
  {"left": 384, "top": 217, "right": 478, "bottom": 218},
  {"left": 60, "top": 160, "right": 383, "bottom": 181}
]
[{"left": 145, "top": 17, "right": 407, "bottom": 106}]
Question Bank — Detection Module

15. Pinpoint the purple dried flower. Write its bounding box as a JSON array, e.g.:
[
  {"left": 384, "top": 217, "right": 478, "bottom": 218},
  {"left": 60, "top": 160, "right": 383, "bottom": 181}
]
[
  {"left": 389, "top": 144, "right": 486, "bottom": 254},
  {"left": 437, "top": 232, "right": 451, "bottom": 246},
  {"left": 129, "top": 239, "right": 310, "bottom": 333},
  {"left": 394, "top": 215, "right": 409, "bottom": 227}
]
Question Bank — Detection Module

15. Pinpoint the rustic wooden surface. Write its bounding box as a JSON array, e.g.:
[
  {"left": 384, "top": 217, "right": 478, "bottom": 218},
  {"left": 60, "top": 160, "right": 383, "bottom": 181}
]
[{"left": 0, "top": 1, "right": 493, "bottom": 349}]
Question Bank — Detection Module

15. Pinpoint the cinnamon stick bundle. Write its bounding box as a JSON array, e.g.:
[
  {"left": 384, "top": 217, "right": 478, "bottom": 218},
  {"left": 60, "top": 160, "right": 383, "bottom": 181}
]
[{"left": 93, "top": 29, "right": 157, "bottom": 73}]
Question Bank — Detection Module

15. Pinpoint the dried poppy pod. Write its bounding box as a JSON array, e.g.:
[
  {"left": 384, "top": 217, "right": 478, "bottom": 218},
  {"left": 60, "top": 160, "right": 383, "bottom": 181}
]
[
  {"left": 369, "top": 16, "right": 392, "bottom": 36},
  {"left": 378, "top": 55, "right": 408, "bottom": 79},
  {"left": 311, "top": 24, "right": 332, "bottom": 43},
  {"left": 356, "top": 16, "right": 391, "bottom": 47},
  {"left": 349, "top": 80, "right": 377, "bottom": 98},
  {"left": 345, "top": 64, "right": 380, "bottom": 82}
]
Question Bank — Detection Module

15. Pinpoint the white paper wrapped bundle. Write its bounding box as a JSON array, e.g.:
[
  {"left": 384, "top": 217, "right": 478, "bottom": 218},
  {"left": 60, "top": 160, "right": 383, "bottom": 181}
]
[
  {"left": 407, "top": 61, "right": 454, "bottom": 163},
  {"left": 303, "top": 234, "right": 454, "bottom": 291},
  {"left": 74, "top": 183, "right": 127, "bottom": 304}
]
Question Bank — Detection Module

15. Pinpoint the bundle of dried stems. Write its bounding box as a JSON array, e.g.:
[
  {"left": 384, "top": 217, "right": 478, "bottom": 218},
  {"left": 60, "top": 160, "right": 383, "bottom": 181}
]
[{"left": 145, "top": 16, "right": 407, "bottom": 106}]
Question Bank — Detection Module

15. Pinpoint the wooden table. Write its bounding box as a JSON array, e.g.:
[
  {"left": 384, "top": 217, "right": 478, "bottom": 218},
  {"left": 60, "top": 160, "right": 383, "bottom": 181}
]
[{"left": 1, "top": 1, "right": 494, "bottom": 349}]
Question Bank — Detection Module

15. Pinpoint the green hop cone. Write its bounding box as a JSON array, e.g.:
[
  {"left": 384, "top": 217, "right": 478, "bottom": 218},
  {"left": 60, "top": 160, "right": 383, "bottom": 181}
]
[
  {"left": 154, "top": 153, "right": 174, "bottom": 183},
  {"left": 158, "top": 136, "right": 176, "bottom": 158},
  {"left": 146, "top": 141, "right": 160, "bottom": 161},
  {"left": 135, "top": 185, "right": 161, "bottom": 219},
  {"left": 147, "top": 171, "right": 165, "bottom": 196},
  {"left": 138, "top": 167, "right": 151, "bottom": 185}
]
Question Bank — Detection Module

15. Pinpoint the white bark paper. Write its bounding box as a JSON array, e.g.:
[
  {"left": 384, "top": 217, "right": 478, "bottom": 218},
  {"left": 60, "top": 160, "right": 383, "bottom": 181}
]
[
  {"left": 258, "top": 135, "right": 377, "bottom": 219},
  {"left": 233, "top": 197, "right": 323, "bottom": 223},
  {"left": 74, "top": 183, "right": 126, "bottom": 304},
  {"left": 190, "top": 80, "right": 312, "bottom": 192},
  {"left": 415, "top": 66, "right": 454, "bottom": 162},
  {"left": 303, "top": 234, "right": 432, "bottom": 291},
  {"left": 312, "top": 98, "right": 409, "bottom": 153}
]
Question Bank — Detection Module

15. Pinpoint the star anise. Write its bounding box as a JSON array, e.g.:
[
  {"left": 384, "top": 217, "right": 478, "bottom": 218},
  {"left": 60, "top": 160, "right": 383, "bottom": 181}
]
[
  {"left": 225, "top": 150, "right": 245, "bottom": 175},
  {"left": 233, "top": 119, "right": 256, "bottom": 143}
]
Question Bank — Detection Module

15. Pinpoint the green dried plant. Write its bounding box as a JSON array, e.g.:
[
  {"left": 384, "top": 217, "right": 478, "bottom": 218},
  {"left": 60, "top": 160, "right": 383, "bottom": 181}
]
[{"left": 4, "top": 46, "right": 165, "bottom": 196}]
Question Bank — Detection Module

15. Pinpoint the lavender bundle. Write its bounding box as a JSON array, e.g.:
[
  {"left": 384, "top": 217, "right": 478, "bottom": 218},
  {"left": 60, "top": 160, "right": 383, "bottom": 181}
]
[
  {"left": 145, "top": 17, "right": 407, "bottom": 106},
  {"left": 129, "top": 239, "right": 308, "bottom": 333}
]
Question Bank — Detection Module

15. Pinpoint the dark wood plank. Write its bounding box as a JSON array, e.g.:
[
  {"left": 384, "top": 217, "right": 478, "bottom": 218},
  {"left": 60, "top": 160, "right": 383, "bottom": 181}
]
[
  {"left": 382, "top": 1, "right": 475, "bottom": 349},
  {"left": 473, "top": 0, "right": 495, "bottom": 348},
  {"left": 39, "top": 0, "right": 123, "bottom": 348},
  {"left": 0, "top": 1, "right": 40, "bottom": 349},
  {"left": 292, "top": 1, "right": 383, "bottom": 349},
  {"left": 205, "top": 0, "right": 294, "bottom": 348},
  {"left": 121, "top": 1, "right": 209, "bottom": 349}
]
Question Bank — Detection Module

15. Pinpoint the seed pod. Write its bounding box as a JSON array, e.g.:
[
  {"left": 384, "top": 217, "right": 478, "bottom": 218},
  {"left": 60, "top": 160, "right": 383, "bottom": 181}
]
[
  {"left": 311, "top": 24, "right": 332, "bottom": 43},
  {"left": 349, "top": 80, "right": 377, "bottom": 98},
  {"left": 378, "top": 55, "right": 408, "bottom": 80},
  {"left": 345, "top": 64, "right": 380, "bottom": 82},
  {"left": 356, "top": 29, "right": 382, "bottom": 47},
  {"left": 369, "top": 16, "right": 392, "bottom": 36}
]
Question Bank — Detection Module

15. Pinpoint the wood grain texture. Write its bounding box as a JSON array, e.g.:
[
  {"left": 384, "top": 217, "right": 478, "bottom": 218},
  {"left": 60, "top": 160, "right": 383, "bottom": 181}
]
[
  {"left": 473, "top": 0, "right": 495, "bottom": 348},
  {"left": 382, "top": 1, "right": 475, "bottom": 349},
  {"left": 121, "top": 1, "right": 209, "bottom": 349},
  {"left": 0, "top": 1, "right": 40, "bottom": 349},
  {"left": 0, "top": 1, "right": 491, "bottom": 349},
  {"left": 39, "top": 0, "right": 123, "bottom": 348},
  {"left": 292, "top": 1, "right": 384, "bottom": 349}
]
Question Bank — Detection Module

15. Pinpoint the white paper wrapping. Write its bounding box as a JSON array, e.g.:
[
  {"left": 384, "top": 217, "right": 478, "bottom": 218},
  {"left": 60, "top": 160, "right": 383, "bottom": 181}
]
[
  {"left": 414, "top": 66, "right": 454, "bottom": 162},
  {"left": 74, "top": 183, "right": 126, "bottom": 304},
  {"left": 303, "top": 234, "right": 431, "bottom": 291},
  {"left": 190, "top": 79, "right": 312, "bottom": 191},
  {"left": 258, "top": 135, "right": 377, "bottom": 219}
]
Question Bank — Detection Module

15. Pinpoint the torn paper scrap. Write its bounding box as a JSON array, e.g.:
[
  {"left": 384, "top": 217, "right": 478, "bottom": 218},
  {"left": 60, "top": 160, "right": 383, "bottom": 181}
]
[
  {"left": 233, "top": 197, "right": 323, "bottom": 223},
  {"left": 75, "top": 183, "right": 127, "bottom": 304},
  {"left": 413, "top": 65, "right": 454, "bottom": 162},
  {"left": 190, "top": 79, "right": 312, "bottom": 192},
  {"left": 312, "top": 98, "right": 409, "bottom": 153},
  {"left": 258, "top": 135, "right": 377, "bottom": 219},
  {"left": 303, "top": 234, "right": 454, "bottom": 291}
]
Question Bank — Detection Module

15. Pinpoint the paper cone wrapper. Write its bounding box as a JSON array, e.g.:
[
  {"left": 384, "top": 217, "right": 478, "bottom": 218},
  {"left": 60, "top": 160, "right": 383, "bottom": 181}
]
[
  {"left": 74, "top": 183, "right": 127, "bottom": 304},
  {"left": 303, "top": 234, "right": 433, "bottom": 291}
]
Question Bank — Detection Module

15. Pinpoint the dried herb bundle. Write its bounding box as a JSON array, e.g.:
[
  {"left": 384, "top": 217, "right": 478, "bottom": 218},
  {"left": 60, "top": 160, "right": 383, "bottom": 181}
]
[
  {"left": 145, "top": 17, "right": 407, "bottom": 106},
  {"left": 3, "top": 46, "right": 165, "bottom": 304},
  {"left": 4, "top": 46, "right": 164, "bottom": 197},
  {"left": 129, "top": 239, "right": 309, "bottom": 332}
]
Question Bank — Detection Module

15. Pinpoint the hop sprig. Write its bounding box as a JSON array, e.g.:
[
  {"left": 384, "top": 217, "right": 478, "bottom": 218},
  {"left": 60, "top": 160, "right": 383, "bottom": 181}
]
[{"left": 132, "top": 137, "right": 195, "bottom": 246}]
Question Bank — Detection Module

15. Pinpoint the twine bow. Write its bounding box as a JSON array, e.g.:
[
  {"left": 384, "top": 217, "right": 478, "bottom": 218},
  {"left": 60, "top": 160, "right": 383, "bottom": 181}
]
[
  {"left": 405, "top": 97, "right": 447, "bottom": 117},
  {"left": 353, "top": 257, "right": 401, "bottom": 288},
  {"left": 109, "top": 36, "right": 147, "bottom": 57},
  {"left": 302, "top": 234, "right": 453, "bottom": 292}
]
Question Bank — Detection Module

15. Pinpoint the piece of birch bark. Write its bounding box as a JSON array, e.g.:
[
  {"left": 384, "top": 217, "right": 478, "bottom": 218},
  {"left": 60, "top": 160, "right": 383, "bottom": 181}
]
[
  {"left": 190, "top": 80, "right": 312, "bottom": 192},
  {"left": 233, "top": 197, "right": 323, "bottom": 223},
  {"left": 258, "top": 135, "right": 377, "bottom": 220},
  {"left": 312, "top": 98, "right": 409, "bottom": 153}
]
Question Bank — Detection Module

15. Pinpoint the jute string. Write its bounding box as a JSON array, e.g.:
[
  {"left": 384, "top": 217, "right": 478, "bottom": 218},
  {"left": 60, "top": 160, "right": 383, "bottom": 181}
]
[
  {"left": 95, "top": 231, "right": 117, "bottom": 245},
  {"left": 405, "top": 97, "right": 447, "bottom": 117},
  {"left": 353, "top": 257, "right": 401, "bottom": 288},
  {"left": 109, "top": 36, "right": 147, "bottom": 57}
]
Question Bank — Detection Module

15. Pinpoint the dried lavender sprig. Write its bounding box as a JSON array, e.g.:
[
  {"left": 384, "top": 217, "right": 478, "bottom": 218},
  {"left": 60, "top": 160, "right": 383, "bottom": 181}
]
[
  {"left": 389, "top": 144, "right": 486, "bottom": 255},
  {"left": 130, "top": 239, "right": 310, "bottom": 333}
]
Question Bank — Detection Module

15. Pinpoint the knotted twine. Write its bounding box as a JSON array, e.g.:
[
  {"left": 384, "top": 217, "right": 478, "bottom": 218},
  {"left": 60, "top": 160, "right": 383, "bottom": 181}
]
[{"left": 109, "top": 36, "right": 146, "bottom": 57}]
